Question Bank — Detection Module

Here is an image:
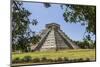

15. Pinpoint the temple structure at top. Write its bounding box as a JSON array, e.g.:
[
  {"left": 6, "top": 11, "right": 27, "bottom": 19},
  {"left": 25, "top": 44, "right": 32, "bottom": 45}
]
[{"left": 31, "top": 23, "right": 79, "bottom": 51}]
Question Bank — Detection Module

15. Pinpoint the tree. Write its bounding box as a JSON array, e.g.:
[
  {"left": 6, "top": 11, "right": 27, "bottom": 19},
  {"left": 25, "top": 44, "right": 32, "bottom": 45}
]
[
  {"left": 63, "top": 5, "right": 96, "bottom": 35},
  {"left": 12, "top": 0, "right": 38, "bottom": 52},
  {"left": 43, "top": 3, "right": 51, "bottom": 8},
  {"left": 31, "top": 35, "right": 41, "bottom": 44},
  {"left": 74, "top": 37, "right": 95, "bottom": 49}
]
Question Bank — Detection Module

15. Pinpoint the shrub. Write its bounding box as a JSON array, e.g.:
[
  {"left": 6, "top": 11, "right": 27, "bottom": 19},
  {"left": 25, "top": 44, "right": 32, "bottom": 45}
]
[
  {"left": 78, "top": 58, "right": 84, "bottom": 62},
  {"left": 54, "top": 59, "right": 57, "bottom": 62},
  {"left": 41, "top": 57, "right": 48, "bottom": 62},
  {"left": 47, "top": 58, "right": 54, "bottom": 62},
  {"left": 85, "top": 58, "right": 90, "bottom": 62},
  {"left": 63, "top": 57, "right": 69, "bottom": 62},
  {"left": 72, "top": 59, "right": 78, "bottom": 62},
  {"left": 22, "top": 56, "right": 32, "bottom": 62},
  {"left": 33, "top": 57, "right": 40, "bottom": 63},
  {"left": 57, "top": 57, "right": 63, "bottom": 62},
  {"left": 12, "top": 57, "right": 20, "bottom": 63}
]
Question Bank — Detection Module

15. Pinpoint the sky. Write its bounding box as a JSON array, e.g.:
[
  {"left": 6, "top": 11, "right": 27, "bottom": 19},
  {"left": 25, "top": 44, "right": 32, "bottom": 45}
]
[{"left": 22, "top": 2, "right": 93, "bottom": 41}]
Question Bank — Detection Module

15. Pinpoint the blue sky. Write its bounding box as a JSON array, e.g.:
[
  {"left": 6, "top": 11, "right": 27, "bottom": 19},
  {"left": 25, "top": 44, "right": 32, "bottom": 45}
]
[{"left": 22, "top": 2, "right": 92, "bottom": 41}]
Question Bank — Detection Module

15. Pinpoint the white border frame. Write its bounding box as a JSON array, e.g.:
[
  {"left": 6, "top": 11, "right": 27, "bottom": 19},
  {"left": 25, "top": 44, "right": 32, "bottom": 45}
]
[{"left": 0, "top": 0, "right": 100, "bottom": 67}]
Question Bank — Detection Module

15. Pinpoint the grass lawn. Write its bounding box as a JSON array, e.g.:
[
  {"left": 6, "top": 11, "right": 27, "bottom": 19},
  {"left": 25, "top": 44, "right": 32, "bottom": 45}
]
[{"left": 12, "top": 49, "right": 96, "bottom": 60}]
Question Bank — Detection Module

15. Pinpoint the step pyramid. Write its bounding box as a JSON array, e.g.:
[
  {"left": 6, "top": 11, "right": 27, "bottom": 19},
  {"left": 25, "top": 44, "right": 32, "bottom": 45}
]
[{"left": 32, "top": 23, "right": 79, "bottom": 51}]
